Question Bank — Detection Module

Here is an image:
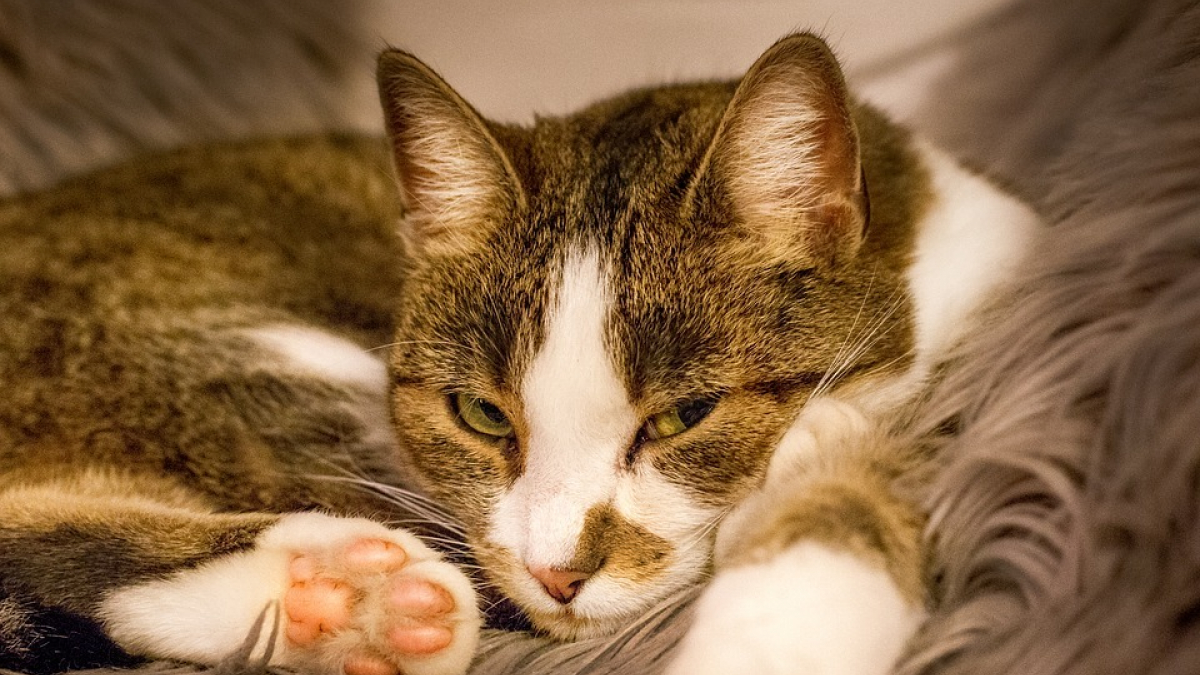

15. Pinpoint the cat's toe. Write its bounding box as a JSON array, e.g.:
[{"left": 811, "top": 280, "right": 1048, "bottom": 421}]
[
  {"left": 386, "top": 623, "right": 453, "bottom": 655},
  {"left": 344, "top": 652, "right": 401, "bottom": 675},
  {"left": 390, "top": 578, "right": 455, "bottom": 617},
  {"left": 263, "top": 514, "right": 480, "bottom": 675},
  {"left": 283, "top": 560, "right": 354, "bottom": 645},
  {"left": 344, "top": 538, "right": 408, "bottom": 571},
  {"left": 369, "top": 560, "right": 479, "bottom": 674}
]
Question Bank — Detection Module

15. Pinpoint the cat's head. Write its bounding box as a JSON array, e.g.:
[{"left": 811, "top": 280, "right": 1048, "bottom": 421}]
[{"left": 377, "top": 33, "right": 924, "bottom": 638}]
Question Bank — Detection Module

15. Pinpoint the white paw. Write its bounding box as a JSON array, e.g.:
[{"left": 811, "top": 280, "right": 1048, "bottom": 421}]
[
  {"left": 102, "top": 513, "right": 480, "bottom": 675},
  {"left": 666, "top": 543, "right": 923, "bottom": 675},
  {"left": 766, "top": 397, "right": 874, "bottom": 482}
]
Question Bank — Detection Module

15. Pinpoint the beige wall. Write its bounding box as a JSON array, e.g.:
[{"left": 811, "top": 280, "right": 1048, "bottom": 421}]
[{"left": 361, "top": 0, "right": 1015, "bottom": 124}]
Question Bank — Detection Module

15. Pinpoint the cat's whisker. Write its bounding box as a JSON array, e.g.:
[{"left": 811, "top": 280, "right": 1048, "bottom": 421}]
[
  {"left": 673, "top": 505, "right": 733, "bottom": 561},
  {"left": 301, "top": 470, "right": 469, "bottom": 536},
  {"left": 825, "top": 302, "right": 897, "bottom": 388},
  {"left": 388, "top": 532, "right": 472, "bottom": 551},
  {"left": 284, "top": 444, "right": 447, "bottom": 512},
  {"left": 350, "top": 477, "right": 461, "bottom": 513},
  {"left": 255, "top": 454, "right": 458, "bottom": 534},
  {"left": 833, "top": 296, "right": 903, "bottom": 374},
  {"left": 259, "top": 446, "right": 438, "bottom": 524},
  {"left": 809, "top": 284, "right": 906, "bottom": 402},
  {"left": 479, "top": 595, "right": 514, "bottom": 614},
  {"left": 276, "top": 432, "right": 474, "bottom": 541},
  {"left": 811, "top": 267, "right": 879, "bottom": 398},
  {"left": 841, "top": 292, "right": 907, "bottom": 375},
  {"left": 367, "top": 338, "right": 469, "bottom": 354}
]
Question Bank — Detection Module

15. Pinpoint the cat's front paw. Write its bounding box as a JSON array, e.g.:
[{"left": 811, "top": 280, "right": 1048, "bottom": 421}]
[
  {"left": 264, "top": 514, "right": 480, "bottom": 675},
  {"left": 102, "top": 513, "right": 480, "bottom": 675},
  {"left": 666, "top": 543, "right": 923, "bottom": 675}
]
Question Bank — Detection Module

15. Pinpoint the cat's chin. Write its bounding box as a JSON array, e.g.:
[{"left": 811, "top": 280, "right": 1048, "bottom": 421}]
[{"left": 524, "top": 606, "right": 632, "bottom": 642}]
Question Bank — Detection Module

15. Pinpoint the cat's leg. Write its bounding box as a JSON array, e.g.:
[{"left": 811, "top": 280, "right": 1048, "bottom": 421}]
[
  {"left": 666, "top": 398, "right": 928, "bottom": 675},
  {"left": 0, "top": 482, "right": 480, "bottom": 675}
]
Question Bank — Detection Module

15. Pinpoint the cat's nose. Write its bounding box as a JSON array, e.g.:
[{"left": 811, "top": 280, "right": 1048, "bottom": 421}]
[{"left": 527, "top": 565, "right": 591, "bottom": 604}]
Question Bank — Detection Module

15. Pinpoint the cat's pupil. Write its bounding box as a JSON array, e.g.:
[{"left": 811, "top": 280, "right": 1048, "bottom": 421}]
[
  {"left": 479, "top": 400, "right": 506, "bottom": 424},
  {"left": 678, "top": 399, "right": 716, "bottom": 427}
]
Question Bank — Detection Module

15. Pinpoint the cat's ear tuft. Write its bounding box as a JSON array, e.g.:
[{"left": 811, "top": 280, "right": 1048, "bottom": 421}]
[
  {"left": 377, "top": 49, "right": 525, "bottom": 256},
  {"left": 693, "top": 33, "right": 868, "bottom": 270}
]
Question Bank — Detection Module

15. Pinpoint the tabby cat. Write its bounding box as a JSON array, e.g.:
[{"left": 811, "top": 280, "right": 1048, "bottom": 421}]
[{"left": 0, "top": 33, "right": 1038, "bottom": 675}]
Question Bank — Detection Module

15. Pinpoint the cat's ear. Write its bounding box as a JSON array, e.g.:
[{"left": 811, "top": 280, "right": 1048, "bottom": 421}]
[
  {"left": 692, "top": 33, "right": 868, "bottom": 270},
  {"left": 377, "top": 49, "right": 525, "bottom": 256}
]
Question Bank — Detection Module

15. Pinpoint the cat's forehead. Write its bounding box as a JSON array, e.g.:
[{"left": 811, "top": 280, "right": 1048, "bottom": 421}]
[
  {"left": 396, "top": 81, "right": 910, "bottom": 402},
  {"left": 410, "top": 230, "right": 802, "bottom": 407},
  {"left": 507, "top": 83, "right": 734, "bottom": 229}
]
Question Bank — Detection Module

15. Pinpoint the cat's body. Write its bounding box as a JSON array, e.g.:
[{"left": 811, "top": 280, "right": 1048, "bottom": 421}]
[
  {"left": 0, "top": 34, "right": 1038, "bottom": 675},
  {"left": 0, "top": 136, "right": 485, "bottom": 675}
]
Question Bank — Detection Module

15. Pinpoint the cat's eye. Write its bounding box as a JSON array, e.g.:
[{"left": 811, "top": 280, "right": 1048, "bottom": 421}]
[
  {"left": 453, "top": 393, "right": 514, "bottom": 438},
  {"left": 642, "top": 398, "right": 717, "bottom": 441}
]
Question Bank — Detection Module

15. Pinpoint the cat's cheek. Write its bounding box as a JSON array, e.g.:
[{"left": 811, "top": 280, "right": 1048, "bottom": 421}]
[{"left": 667, "top": 543, "right": 925, "bottom": 675}]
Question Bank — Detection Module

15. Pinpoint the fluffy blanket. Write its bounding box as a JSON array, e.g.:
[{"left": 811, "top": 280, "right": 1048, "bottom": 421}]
[{"left": 1, "top": 0, "right": 1196, "bottom": 673}]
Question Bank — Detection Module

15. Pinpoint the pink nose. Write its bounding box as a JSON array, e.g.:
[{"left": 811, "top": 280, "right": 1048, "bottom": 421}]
[{"left": 528, "top": 565, "right": 592, "bottom": 604}]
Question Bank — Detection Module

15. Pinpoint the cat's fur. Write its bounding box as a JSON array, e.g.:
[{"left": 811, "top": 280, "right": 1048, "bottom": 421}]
[
  {"left": 0, "top": 135, "right": 482, "bottom": 675},
  {"left": 0, "top": 33, "right": 1038, "bottom": 675}
]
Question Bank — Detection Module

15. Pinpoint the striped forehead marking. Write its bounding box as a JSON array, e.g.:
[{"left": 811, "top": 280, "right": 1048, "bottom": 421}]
[{"left": 492, "top": 247, "right": 640, "bottom": 566}]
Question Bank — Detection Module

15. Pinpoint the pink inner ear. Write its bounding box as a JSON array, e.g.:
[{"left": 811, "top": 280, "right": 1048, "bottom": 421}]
[
  {"left": 808, "top": 200, "right": 868, "bottom": 267},
  {"left": 377, "top": 49, "right": 523, "bottom": 253},
  {"left": 705, "top": 34, "right": 867, "bottom": 267}
]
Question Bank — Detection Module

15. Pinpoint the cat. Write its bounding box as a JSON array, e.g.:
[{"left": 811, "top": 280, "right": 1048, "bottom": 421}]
[{"left": 0, "top": 31, "right": 1039, "bottom": 675}]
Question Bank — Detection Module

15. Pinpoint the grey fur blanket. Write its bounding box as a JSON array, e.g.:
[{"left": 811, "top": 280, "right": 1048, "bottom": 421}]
[{"left": 1, "top": 0, "right": 1197, "bottom": 673}]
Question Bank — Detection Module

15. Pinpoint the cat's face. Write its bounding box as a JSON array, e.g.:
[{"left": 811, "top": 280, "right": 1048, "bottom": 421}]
[{"left": 380, "top": 34, "right": 920, "bottom": 638}]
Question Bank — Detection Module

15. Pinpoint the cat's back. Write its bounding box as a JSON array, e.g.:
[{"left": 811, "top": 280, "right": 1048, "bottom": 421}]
[
  {"left": 0, "top": 134, "right": 402, "bottom": 336},
  {"left": 0, "top": 134, "right": 412, "bottom": 513}
]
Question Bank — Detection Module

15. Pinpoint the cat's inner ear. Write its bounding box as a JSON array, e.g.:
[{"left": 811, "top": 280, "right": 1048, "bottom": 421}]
[
  {"left": 693, "top": 33, "right": 868, "bottom": 270},
  {"left": 377, "top": 49, "right": 524, "bottom": 256}
]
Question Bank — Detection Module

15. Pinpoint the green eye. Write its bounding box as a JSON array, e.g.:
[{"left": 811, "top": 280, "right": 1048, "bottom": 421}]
[
  {"left": 642, "top": 398, "right": 717, "bottom": 441},
  {"left": 454, "top": 393, "right": 514, "bottom": 438}
]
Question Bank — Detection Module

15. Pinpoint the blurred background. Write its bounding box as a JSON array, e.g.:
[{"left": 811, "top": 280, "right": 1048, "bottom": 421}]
[
  {"left": 0, "top": 0, "right": 1017, "bottom": 195},
  {"left": 364, "top": 0, "right": 1015, "bottom": 122}
]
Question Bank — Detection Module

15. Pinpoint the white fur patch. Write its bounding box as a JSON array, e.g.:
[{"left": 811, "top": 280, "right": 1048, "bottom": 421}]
[
  {"left": 491, "top": 248, "right": 638, "bottom": 573},
  {"left": 906, "top": 141, "right": 1042, "bottom": 369},
  {"left": 765, "top": 396, "right": 873, "bottom": 480},
  {"left": 667, "top": 543, "right": 925, "bottom": 675},
  {"left": 247, "top": 325, "right": 387, "bottom": 392}
]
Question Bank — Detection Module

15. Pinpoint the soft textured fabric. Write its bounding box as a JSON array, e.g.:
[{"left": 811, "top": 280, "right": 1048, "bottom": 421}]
[{"left": 899, "top": 1, "right": 1200, "bottom": 673}]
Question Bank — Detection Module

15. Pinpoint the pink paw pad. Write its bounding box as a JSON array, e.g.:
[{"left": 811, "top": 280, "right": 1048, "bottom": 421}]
[
  {"left": 344, "top": 539, "right": 407, "bottom": 571},
  {"left": 385, "top": 577, "right": 456, "bottom": 655},
  {"left": 284, "top": 557, "right": 354, "bottom": 645},
  {"left": 344, "top": 653, "right": 401, "bottom": 675},
  {"left": 280, "top": 536, "right": 469, "bottom": 674}
]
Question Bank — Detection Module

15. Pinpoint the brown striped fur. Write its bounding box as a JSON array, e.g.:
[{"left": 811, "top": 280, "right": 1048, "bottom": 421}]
[
  {"left": 1, "top": 29, "right": 942, "bottom": 671},
  {"left": 379, "top": 34, "right": 933, "bottom": 640}
]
